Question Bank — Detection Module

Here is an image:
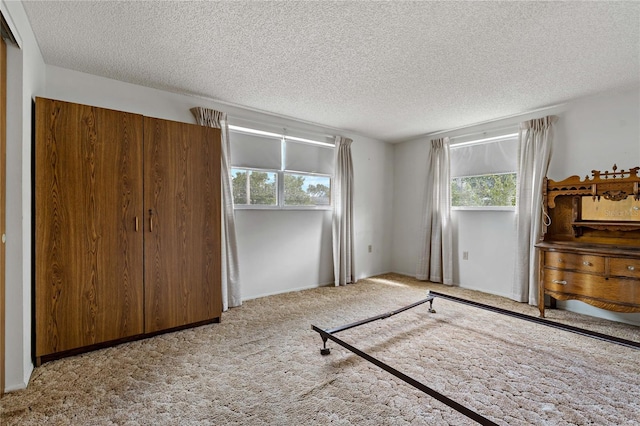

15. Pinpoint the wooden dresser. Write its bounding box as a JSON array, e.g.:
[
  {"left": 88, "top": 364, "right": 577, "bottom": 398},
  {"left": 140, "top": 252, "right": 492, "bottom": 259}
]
[{"left": 536, "top": 165, "right": 640, "bottom": 317}]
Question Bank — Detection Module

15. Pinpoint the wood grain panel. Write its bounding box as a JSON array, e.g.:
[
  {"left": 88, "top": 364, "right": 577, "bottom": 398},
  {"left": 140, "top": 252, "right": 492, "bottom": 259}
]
[
  {"left": 543, "top": 269, "right": 640, "bottom": 306},
  {"left": 609, "top": 257, "right": 640, "bottom": 279},
  {"left": 0, "top": 36, "right": 6, "bottom": 395},
  {"left": 143, "top": 117, "right": 221, "bottom": 333},
  {"left": 544, "top": 251, "right": 604, "bottom": 273},
  {"left": 35, "top": 98, "right": 144, "bottom": 357}
]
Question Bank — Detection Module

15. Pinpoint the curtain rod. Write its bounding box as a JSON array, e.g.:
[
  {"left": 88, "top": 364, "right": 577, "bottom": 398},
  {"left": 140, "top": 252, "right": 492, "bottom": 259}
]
[
  {"left": 447, "top": 125, "right": 519, "bottom": 142},
  {"left": 228, "top": 115, "right": 337, "bottom": 140},
  {"left": 228, "top": 124, "right": 335, "bottom": 147},
  {"left": 409, "top": 102, "right": 567, "bottom": 142},
  {"left": 204, "top": 98, "right": 340, "bottom": 139},
  {"left": 184, "top": 89, "right": 346, "bottom": 140}
]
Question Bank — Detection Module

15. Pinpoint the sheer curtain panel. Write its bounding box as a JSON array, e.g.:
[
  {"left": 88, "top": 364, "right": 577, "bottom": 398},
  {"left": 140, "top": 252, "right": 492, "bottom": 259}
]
[
  {"left": 191, "top": 107, "right": 241, "bottom": 310},
  {"left": 333, "top": 136, "right": 355, "bottom": 286},
  {"left": 417, "top": 138, "right": 453, "bottom": 284},
  {"left": 512, "top": 115, "right": 557, "bottom": 305}
]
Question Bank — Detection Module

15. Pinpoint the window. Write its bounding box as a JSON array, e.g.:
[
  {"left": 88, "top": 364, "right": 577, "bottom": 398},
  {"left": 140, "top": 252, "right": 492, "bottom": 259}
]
[
  {"left": 284, "top": 173, "right": 331, "bottom": 207},
  {"left": 232, "top": 168, "right": 277, "bottom": 206},
  {"left": 450, "top": 133, "right": 518, "bottom": 209},
  {"left": 229, "top": 126, "right": 334, "bottom": 209},
  {"left": 451, "top": 172, "right": 517, "bottom": 207}
]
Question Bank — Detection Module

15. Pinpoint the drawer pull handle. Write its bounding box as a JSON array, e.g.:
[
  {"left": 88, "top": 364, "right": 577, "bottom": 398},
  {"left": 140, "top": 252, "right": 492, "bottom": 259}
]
[
  {"left": 582, "top": 261, "right": 592, "bottom": 266},
  {"left": 628, "top": 266, "right": 636, "bottom": 271},
  {"left": 552, "top": 279, "right": 567, "bottom": 285}
]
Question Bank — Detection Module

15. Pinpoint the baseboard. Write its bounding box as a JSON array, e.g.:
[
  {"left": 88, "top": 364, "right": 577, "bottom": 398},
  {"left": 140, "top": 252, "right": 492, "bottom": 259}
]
[
  {"left": 458, "top": 284, "right": 513, "bottom": 300},
  {"left": 4, "top": 382, "right": 27, "bottom": 392},
  {"left": 241, "top": 273, "right": 408, "bottom": 301},
  {"left": 242, "top": 281, "right": 335, "bottom": 301},
  {"left": 557, "top": 300, "right": 640, "bottom": 326},
  {"left": 3, "top": 360, "right": 33, "bottom": 393},
  {"left": 388, "top": 270, "right": 415, "bottom": 278},
  {"left": 1, "top": 354, "right": 33, "bottom": 393},
  {"left": 356, "top": 270, "right": 393, "bottom": 281}
]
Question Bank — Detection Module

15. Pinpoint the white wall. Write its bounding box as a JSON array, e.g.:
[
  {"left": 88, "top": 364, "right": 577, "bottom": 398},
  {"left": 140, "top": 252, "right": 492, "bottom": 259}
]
[
  {"left": 352, "top": 137, "right": 394, "bottom": 280},
  {"left": 549, "top": 88, "right": 640, "bottom": 180},
  {"left": 1, "top": 0, "right": 46, "bottom": 391},
  {"left": 391, "top": 86, "right": 640, "bottom": 325},
  {"left": 390, "top": 137, "right": 428, "bottom": 277},
  {"left": 452, "top": 210, "right": 516, "bottom": 298},
  {"left": 236, "top": 211, "right": 333, "bottom": 299}
]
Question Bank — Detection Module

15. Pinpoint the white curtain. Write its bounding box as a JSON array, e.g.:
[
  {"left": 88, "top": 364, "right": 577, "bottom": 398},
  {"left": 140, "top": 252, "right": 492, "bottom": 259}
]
[
  {"left": 512, "top": 115, "right": 557, "bottom": 305},
  {"left": 416, "top": 138, "right": 453, "bottom": 284},
  {"left": 191, "top": 107, "right": 241, "bottom": 310},
  {"left": 333, "top": 136, "right": 355, "bottom": 286}
]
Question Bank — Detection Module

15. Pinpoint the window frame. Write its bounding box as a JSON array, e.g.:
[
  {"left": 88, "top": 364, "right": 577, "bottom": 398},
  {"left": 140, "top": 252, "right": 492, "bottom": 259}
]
[
  {"left": 449, "top": 133, "right": 518, "bottom": 212},
  {"left": 450, "top": 172, "right": 518, "bottom": 211},
  {"left": 281, "top": 170, "right": 332, "bottom": 210},
  {"left": 451, "top": 206, "right": 516, "bottom": 212},
  {"left": 231, "top": 167, "right": 279, "bottom": 210},
  {"left": 229, "top": 126, "right": 334, "bottom": 211}
]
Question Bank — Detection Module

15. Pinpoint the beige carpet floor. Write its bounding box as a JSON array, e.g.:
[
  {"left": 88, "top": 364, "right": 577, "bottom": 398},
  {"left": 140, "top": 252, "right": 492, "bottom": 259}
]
[{"left": 1, "top": 273, "right": 639, "bottom": 425}]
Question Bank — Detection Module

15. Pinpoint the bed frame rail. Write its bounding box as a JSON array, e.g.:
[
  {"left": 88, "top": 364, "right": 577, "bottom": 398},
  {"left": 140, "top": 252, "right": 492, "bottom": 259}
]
[{"left": 311, "top": 290, "right": 639, "bottom": 425}]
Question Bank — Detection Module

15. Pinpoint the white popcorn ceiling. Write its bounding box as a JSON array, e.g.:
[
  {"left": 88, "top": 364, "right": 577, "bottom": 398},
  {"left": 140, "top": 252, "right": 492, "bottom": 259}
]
[{"left": 22, "top": 1, "right": 640, "bottom": 142}]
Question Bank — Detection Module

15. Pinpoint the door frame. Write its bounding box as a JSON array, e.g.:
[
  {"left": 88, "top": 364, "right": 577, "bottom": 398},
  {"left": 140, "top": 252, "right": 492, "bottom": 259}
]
[{"left": 1, "top": 34, "right": 7, "bottom": 396}]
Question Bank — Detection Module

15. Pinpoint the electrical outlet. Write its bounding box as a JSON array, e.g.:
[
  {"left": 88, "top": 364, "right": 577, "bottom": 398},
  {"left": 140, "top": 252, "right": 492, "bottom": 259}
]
[
  {"left": 368, "top": 245, "right": 372, "bottom": 253},
  {"left": 463, "top": 251, "right": 469, "bottom": 260}
]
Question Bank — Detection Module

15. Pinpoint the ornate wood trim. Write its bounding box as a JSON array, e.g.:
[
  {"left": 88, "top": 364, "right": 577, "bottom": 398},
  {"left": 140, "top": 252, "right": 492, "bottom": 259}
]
[
  {"left": 547, "top": 164, "right": 640, "bottom": 208},
  {"left": 571, "top": 221, "right": 640, "bottom": 233},
  {"left": 545, "top": 164, "right": 640, "bottom": 236},
  {"left": 545, "top": 290, "right": 640, "bottom": 314}
]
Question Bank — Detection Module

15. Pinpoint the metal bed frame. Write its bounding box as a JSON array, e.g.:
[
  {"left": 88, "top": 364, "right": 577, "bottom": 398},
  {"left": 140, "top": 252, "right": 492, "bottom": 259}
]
[{"left": 312, "top": 290, "right": 640, "bottom": 426}]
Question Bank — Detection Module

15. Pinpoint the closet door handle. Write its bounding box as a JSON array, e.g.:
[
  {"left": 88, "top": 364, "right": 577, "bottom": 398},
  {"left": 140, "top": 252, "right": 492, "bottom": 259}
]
[
  {"left": 149, "top": 209, "right": 153, "bottom": 232},
  {"left": 135, "top": 216, "right": 139, "bottom": 232}
]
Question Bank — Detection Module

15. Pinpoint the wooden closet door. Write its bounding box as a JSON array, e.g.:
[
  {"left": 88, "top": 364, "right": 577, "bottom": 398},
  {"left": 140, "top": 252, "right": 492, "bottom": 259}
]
[
  {"left": 144, "top": 117, "right": 221, "bottom": 333},
  {"left": 35, "top": 98, "right": 144, "bottom": 358}
]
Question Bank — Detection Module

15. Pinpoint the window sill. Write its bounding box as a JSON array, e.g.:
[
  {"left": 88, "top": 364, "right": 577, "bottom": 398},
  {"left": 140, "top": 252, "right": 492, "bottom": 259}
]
[
  {"left": 234, "top": 205, "right": 332, "bottom": 211},
  {"left": 233, "top": 205, "right": 279, "bottom": 210},
  {"left": 451, "top": 206, "right": 516, "bottom": 212}
]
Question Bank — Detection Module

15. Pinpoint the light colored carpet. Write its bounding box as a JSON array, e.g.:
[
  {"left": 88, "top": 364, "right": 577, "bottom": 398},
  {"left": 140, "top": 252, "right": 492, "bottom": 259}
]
[{"left": 1, "top": 273, "right": 639, "bottom": 425}]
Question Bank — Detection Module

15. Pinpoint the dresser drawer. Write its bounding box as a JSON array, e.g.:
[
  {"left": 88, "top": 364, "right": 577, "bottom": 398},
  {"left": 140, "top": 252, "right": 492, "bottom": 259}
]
[
  {"left": 543, "top": 269, "right": 640, "bottom": 304},
  {"left": 544, "top": 251, "right": 604, "bottom": 273},
  {"left": 609, "top": 257, "right": 640, "bottom": 279}
]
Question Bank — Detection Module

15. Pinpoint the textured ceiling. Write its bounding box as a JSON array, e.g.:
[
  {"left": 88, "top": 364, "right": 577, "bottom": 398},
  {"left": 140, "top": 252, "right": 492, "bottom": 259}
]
[{"left": 22, "top": 1, "right": 640, "bottom": 142}]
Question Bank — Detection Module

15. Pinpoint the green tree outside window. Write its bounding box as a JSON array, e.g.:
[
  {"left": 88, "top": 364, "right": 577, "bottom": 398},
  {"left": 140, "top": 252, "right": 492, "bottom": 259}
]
[
  {"left": 232, "top": 169, "right": 277, "bottom": 205},
  {"left": 451, "top": 173, "right": 516, "bottom": 207}
]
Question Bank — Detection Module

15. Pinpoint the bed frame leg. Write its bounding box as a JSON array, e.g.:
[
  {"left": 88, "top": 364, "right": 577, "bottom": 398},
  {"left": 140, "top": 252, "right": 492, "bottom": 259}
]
[
  {"left": 320, "top": 336, "right": 331, "bottom": 355},
  {"left": 428, "top": 298, "right": 436, "bottom": 313}
]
